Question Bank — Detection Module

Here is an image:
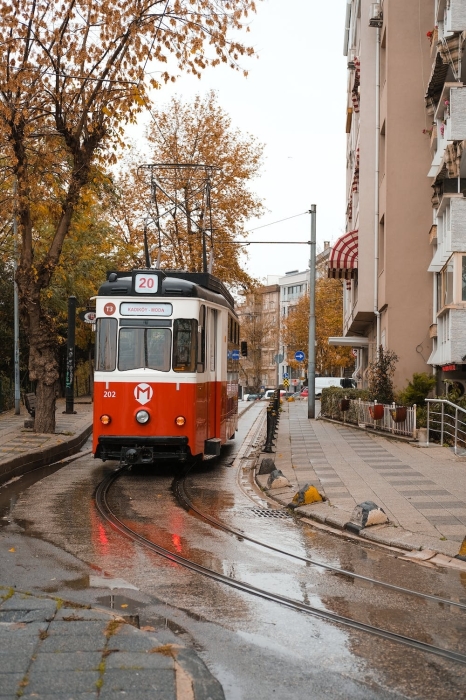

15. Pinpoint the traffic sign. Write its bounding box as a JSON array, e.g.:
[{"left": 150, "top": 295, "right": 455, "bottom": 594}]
[
  {"left": 283, "top": 379, "right": 290, "bottom": 387},
  {"left": 295, "top": 351, "right": 305, "bottom": 362},
  {"left": 231, "top": 349, "right": 240, "bottom": 360},
  {"left": 274, "top": 353, "right": 284, "bottom": 364},
  {"left": 78, "top": 310, "right": 96, "bottom": 324},
  {"left": 283, "top": 373, "right": 289, "bottom": 379}
]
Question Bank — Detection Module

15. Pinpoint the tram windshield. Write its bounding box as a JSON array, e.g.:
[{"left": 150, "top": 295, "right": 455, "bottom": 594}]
[{"left": 118, "top": 328, "right": 171, "bottom": 371}]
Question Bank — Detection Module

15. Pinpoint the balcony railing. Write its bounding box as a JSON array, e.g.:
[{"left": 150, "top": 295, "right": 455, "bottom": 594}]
[{"left": 426, "top": 398, "right": 466, "bottom": 454}]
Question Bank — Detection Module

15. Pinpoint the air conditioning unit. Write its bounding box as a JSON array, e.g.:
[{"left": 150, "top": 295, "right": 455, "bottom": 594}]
[{"left": 369, "top": 3, "right": 383, "bottom": 27}]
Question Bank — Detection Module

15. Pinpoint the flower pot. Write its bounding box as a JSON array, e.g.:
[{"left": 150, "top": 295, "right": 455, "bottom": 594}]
[
  {"left": 390, "top": 406, "right": 407, "bottom": 423},
  {"left": 369, "top": 404, "right": 384, "bottom": 421},
  {"left": 339, "top": 399, "right": 350, "bottom": 412}
]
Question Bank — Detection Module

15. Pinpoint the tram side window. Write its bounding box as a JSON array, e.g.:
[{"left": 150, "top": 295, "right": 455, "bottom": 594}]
[
  {"left": 95, "top": 318, "right": 117, "bottom": 371},
  {"left": 197, "top": 305, "right": 206, "bottom": 373},
  {"left": 173, "top": 319, "right": 197, "bottom": 372}
]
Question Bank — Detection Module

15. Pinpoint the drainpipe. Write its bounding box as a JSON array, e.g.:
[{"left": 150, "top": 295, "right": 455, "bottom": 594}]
[{"left": 373, "top": 25, "right": 381, "bottom": 356}]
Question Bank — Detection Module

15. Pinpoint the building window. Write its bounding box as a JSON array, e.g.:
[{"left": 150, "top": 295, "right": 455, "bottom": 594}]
[{"left": 442, "top": 260, "right": 454, "bottom": 306}]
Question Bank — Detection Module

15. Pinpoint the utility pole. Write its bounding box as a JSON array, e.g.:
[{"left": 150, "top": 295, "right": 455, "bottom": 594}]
[
  {"left": 308, "top": 205, "right": 317, "bottom": 419},
  {"left": 13, "top": 181, "right": 20, "bottom": 415},
  {"left": 64, "top": 296, "right": 77, "bottom": 414}
]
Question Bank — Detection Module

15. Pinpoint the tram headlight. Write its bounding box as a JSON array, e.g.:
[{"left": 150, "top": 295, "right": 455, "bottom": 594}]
[
  {"left": 175, "top": 415, "right": 186, "bottom": 426},
  {"left": 136, "top": 410, "right": 150, "bottom": 425},
  {"left": 100, "top": 414, "right": 111, "bottom": 425}
]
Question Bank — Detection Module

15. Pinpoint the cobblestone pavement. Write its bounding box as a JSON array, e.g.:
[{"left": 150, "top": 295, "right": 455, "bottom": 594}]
[{"left": 0, "top": 590, "right": 222, "bottom": 700}]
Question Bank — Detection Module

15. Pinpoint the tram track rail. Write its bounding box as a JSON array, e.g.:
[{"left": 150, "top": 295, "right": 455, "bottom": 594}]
[
  {"left": 95, "top": 466, "right": 466, "bottom": 667},
  {"left": 174, "top": 475, "right": 466, "bottom": 611}
]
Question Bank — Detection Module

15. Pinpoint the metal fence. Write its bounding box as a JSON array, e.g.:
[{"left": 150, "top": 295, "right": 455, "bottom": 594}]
[
  {"left": 321, "top": 398, "right": 417, "bottom": 438},
  {"left": 426, "top": 399, "right": 466, "bottom": 454}
]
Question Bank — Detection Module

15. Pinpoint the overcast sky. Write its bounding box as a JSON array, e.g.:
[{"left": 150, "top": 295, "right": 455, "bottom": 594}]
[{"left": 132, "top": 0, "right": 348, "bottom": 282}]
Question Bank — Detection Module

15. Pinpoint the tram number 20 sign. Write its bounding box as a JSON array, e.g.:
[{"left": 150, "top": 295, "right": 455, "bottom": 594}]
[
  {"left": 134, "top": 273, "right": 159, "bottom": 293},
  {"left": 283, "top": 378, "right": 290, "bottom": 387}
]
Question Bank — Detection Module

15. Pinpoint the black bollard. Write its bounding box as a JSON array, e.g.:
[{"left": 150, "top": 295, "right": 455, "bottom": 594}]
[{"left": 263, "top": 408, "right": 275, "bottom": 453}]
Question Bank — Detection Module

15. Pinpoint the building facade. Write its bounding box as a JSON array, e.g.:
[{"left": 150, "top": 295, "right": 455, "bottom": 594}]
[
  {"left": 425, "top": 0, "right": 466, "bottom": 396},
  {"left": 330, "top": 0, "right": 434, "bottom": 389},
  {"left": 237, "top": 281, "right": 280, "bottom": 393}
]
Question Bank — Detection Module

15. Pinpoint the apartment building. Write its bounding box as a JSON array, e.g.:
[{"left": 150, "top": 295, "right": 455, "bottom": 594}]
[
  {"left": 329, "top": 0, "right": 434, "bottom": 389},
  {"left": 237, "top": 280, "right": 280, "bottom": 392},
  {"left": 425, "top": 0, "right": 466, "bottom": 395}
]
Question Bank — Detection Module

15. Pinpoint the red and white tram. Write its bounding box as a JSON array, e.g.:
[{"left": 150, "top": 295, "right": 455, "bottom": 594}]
[{"left": 92, "top": 269, "right": 240, "bottom": 465}]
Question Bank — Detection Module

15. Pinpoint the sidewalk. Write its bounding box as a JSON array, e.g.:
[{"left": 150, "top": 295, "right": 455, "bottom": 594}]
[
  {"left": 257, "top": 399, "right": 466, "bottom": 566},
  {"left": 0, "top": 398, "right": 93, "bottom": 484},
  {"left": 0, "top": 588, "right": 223, "bottom": 699}
]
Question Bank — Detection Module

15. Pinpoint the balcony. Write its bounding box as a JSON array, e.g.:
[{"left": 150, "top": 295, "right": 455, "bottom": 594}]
[
  {"left": 429, "top": 196, "right": 466, "bottom": 271},
  {"left": 429, "top": 309, "right": 466, "bottom": 365},
  {"left": 429, "top": 84, "right": 466, "bottom": 177},
  {"left": 437, "top": 0, "right": 466, "bottom": 34}
]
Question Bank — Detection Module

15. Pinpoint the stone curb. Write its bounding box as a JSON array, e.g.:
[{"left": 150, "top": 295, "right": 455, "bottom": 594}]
[
  {"left": 0, "top": 423, "right": 93, "bottom": 485},
  {"left": 255, "top": 467, "right": 466, "bottom": 569}
]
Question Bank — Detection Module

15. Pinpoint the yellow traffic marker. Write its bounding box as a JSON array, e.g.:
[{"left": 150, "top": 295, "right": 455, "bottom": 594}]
[
  {"left": 291, "top": 484, "right": 323, "bottom": 506},
  {"left": 8, "top": 548, "right": 15, "bottom": 552},
  {"left": 456, "top": 537, "right": 466, "bottom": 561}
]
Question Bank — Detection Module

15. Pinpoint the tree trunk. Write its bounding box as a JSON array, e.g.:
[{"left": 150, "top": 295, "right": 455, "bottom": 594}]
[{"left": 34, "top": 377, "right": 57, "bottom": 434}]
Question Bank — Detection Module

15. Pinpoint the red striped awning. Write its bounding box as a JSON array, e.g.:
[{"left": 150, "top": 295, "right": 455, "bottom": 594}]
[{"left": 328, "top": 229, "right": 358, "bottom": 280}]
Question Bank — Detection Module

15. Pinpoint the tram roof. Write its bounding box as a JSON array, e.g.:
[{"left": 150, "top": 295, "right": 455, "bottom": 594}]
[{"left": 97, "top": 270, "right": 235, "bottom": 311}]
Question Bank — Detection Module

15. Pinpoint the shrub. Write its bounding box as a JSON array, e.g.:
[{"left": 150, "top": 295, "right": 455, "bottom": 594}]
[
  {"left": 320, "top": 387, "right": 369, "bottom": 423},
  {"left": 397, "top": 372, "right": 436, "bottom": 407}
]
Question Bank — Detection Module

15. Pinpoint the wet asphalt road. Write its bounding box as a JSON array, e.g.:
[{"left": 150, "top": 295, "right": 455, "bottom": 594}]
[{"left": 1, "top": 403, "right": 466, "bottom": 698}]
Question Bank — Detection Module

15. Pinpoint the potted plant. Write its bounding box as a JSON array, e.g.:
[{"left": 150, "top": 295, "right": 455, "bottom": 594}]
[
  {"left": 390, "top": 406, "right": 407, "bottom": 423},
  {"left": 369, "top": 403, "right": 384, "bottom": 420}
]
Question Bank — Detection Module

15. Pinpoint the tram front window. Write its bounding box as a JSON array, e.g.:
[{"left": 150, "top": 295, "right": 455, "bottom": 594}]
[{"left": 118, "top": 328, "right": 171, "bottom": 371}]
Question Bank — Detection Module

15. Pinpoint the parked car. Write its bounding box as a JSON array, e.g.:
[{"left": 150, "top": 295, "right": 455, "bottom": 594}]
[{"left": 246, "top": 393, "right": 260, "bottom": 401}]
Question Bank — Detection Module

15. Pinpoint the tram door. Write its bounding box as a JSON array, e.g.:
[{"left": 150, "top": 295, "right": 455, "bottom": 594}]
[{"left": 207, "top": 308, "right": 218, "bottom": 438}]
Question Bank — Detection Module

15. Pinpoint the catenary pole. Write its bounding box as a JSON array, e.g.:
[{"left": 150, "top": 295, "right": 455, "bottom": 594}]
[{"left": 308, "top": 206, "right": 317, "bottom": 419}]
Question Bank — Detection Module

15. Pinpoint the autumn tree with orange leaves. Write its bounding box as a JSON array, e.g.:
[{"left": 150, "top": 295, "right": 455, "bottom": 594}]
[
  {"left": 110, "top": 91, "right": 263, "bottom": 290},
  {"left": 0, "top": 0, "right": 257, "bottom": 432},
  {"left": 282, "top": 279, "right": 354, "bottom": 378}
]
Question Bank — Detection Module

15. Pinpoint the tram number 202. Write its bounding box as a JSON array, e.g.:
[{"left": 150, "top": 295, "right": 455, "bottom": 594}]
[{"left": 103, "top": 390, "right": 117, "bottom": 398}]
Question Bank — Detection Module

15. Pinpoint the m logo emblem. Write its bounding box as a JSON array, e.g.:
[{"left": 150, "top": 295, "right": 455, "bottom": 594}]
[{"left": 134, "top": 383, "right": 153, "bottom": 405}]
